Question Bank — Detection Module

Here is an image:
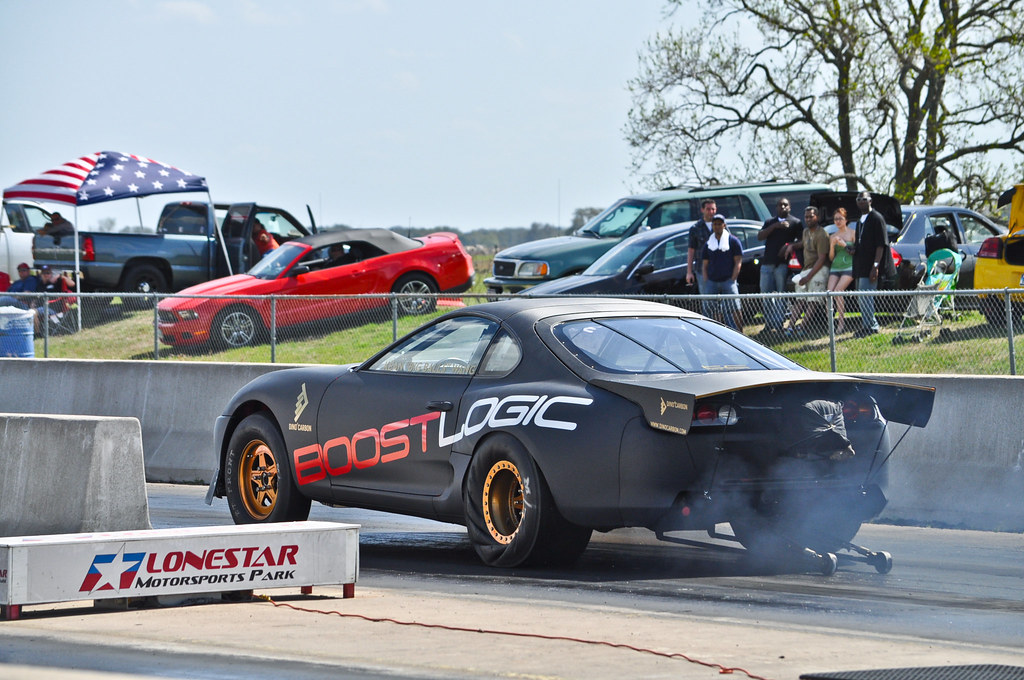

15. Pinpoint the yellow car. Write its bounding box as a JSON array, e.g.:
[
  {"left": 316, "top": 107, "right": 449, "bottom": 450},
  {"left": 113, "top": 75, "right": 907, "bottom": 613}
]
[{"left": 975, "top": 183, "right": 1024, "bottom": 324}]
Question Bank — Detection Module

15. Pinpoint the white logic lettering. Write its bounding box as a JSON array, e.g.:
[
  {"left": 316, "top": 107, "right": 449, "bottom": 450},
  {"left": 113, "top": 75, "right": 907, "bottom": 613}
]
[
  {"left": 488, "top": 395, "right": 542, "bottom": 428},
  {"left": 533, "top": 396, "right": 594, "bottom": 431},
  {"left": 437, "top": 411, "right": 464, "bottom": 447},
  {"left": 462, "top": 397, "right": 499, "bottom": 437}
]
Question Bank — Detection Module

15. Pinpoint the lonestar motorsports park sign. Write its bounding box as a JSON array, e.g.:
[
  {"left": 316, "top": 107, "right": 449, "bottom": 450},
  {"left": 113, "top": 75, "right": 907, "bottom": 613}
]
[{"left": 1, "top": 521, "right": 358, "bottom": 619}]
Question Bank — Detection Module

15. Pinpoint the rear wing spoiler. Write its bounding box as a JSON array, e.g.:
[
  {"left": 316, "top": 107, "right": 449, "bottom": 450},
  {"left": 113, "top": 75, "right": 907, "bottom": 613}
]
[{"left": 591, "top": 373, "right": 935, "bottom": 436}]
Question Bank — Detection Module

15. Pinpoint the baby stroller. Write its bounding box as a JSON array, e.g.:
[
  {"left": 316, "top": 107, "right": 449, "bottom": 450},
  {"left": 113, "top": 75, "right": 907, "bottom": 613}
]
[{"left": 891, "top": 248, "right": 962, "bottom": 344}]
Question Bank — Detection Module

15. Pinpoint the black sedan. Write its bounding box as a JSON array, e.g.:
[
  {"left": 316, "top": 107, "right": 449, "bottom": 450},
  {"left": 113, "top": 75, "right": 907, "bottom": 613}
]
[
  {"left": 895, "top": 205, "right": 1007, "bottom": 288},
  {"left": 519, "top": 220, "right": 765, "bottom": 296},
  {"left": 207, "top": 298, "right": 934, "bottom": 572}
]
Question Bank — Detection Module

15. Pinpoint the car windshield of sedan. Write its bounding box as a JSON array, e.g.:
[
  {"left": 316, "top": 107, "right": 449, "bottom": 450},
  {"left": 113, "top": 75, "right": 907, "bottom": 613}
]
[
  {"left": 554, "top": 316, "right": 801, "bottom": 374},
  {"left": 247, "top": 242, "right": 307, "bottom": 279},
  {"left": 577, "top": 199, "right": 650, "bottom": 238}
]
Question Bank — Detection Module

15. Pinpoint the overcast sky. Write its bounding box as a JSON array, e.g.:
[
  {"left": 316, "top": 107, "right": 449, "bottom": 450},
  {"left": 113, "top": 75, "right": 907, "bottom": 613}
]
[{"left": 2, "top": 0, "right": 676, "bottom": 231}]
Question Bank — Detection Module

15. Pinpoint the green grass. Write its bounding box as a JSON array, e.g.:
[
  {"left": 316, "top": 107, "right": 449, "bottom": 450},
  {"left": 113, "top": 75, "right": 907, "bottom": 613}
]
[{"left": 28, "top": 252, "right": 1022, "bottom": 374}]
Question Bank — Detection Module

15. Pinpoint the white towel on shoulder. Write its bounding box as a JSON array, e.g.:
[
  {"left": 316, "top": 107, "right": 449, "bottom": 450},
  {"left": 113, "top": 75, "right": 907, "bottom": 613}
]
[{"left": 707, "top": 229, "right": 731, "bottom": 252}]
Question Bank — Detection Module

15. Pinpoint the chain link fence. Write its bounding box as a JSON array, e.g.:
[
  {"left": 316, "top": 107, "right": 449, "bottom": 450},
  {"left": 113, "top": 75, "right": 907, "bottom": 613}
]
[{"left": 3, "top": 288, "right": 1021, "bottom": 374}]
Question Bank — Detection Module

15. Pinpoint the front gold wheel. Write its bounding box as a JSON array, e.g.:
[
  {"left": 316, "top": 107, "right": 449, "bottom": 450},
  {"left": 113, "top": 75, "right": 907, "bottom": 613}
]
[
  {"left": 224, "top": 413, "right": 310, "bottom": 525},
  {"left": 482, "top": 460, "right": 524, "bottom": 544},
  {"left": 238, "top": 439, "right": 278, "bottom": 520}
]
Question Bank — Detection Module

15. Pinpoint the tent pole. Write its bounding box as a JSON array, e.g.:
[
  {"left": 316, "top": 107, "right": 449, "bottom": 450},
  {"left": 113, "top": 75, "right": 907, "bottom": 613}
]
[
  {"left": 211, "top": 191, "right": 233, "bottom": 276},
  {"left": 73, "top": 205, "right": 81, "bottom": 331}
]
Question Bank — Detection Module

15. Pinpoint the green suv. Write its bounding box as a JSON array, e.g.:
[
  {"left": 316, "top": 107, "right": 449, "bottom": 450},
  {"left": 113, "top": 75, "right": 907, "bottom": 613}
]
[{"left": 484, "top": 180, "right": 831, "bottom": 293}]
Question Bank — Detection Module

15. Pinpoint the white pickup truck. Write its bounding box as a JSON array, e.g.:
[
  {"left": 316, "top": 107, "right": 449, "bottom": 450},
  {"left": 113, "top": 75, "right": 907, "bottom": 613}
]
[{"left": 0, "top": 200, "right": 53, "bottom": 287}]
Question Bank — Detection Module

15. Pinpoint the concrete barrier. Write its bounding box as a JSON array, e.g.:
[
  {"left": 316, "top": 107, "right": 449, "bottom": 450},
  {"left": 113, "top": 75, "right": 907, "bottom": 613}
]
[
  {"left": 0, "top": 359, "right": 292, "bottom": 483},
  {"left": 0, "top": 413, "right": 152, "bottom": 535},
  {"left": 865, "top": 375, "right": 1024, "bottom": 532},
  {"left": 1, "top": 359, "right": 1022, "bottom": 532}
]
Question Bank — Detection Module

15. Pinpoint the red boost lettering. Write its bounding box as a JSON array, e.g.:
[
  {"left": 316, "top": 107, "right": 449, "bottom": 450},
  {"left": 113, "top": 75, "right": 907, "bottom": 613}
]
[
  {"left": 145, "top": 545, "right": 298, "bottom": 574},
  {"left": 294, "top": 412, "right": 440, "bottom": 485}
]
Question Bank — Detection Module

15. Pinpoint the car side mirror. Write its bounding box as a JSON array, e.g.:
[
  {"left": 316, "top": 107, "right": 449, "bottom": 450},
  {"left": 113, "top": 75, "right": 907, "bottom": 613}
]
[
  {"left": 290, "top": 264, "right": 311, "bottom": 276},
  {"left": 634, "top": 263, "right": 656, "bottom": 278}
]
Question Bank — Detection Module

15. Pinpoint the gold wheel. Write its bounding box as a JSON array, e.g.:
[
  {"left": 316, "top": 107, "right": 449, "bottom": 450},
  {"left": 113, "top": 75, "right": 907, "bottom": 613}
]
[
  {"left": 238, "top": 439, "right": 278, "bottom": 520},
  {"left": 481, "top": 460, "right": 524, "bottom": 544}
]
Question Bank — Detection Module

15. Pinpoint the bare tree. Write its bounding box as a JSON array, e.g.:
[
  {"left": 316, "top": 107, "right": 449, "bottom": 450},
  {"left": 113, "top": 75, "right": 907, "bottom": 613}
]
[{"left": 627, "top": 0, "right": 1024, "bottom": 208}]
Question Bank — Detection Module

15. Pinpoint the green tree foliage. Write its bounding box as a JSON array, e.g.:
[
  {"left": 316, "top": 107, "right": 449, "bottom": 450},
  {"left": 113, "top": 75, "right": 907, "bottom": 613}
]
[{"left": 627, "top": 0, "right": 1024, "bottom": 209}]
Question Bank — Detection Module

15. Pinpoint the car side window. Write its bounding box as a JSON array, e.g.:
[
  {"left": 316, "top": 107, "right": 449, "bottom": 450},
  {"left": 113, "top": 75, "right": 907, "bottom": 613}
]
[
  {"left": 9, "top": 205, "right": 53, "bottom": 233},
  {"left": 477, "top": 331, "right": 522, "bottom": 376},
  {"left": 644, "top": 200, "right": 694, "bottom": 229},
  {"left": 709, "top": 195, "right": 759, "bottom": 221},
  {"left": 367, "top": 317, "right": 498, "bottom": 375},
  {"left": 255, "top": 210, "right": 305, "bottom": 240},
  {"left": 641, "top": 234, "right": 689, "bottom": 272},
  {"left": 959, "top": 214, "right": 997, "bottom": 244},
  {"left": 759, "top": 190, "right": 816, "bottom": 219},
  {"left": 730, "top": 227, "right": 750, "bottom": 248},
  {"left": 926, "top": 214, "right": 955, "bottom": 237}
]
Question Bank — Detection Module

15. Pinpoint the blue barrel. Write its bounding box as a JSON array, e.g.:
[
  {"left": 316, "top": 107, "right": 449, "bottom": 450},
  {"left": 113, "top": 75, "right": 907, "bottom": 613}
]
[{"left": 0, "top": 306, "right": 35, "bottom": 357}]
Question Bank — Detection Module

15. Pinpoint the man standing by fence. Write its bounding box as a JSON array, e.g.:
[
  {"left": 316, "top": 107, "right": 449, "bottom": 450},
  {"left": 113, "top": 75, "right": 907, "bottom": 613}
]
[
  {"left": 852, "top": 192, "right": 887, "bottom": 337},
  {"left": 758, "top": 198, "right": 803, "bottom": 334}
]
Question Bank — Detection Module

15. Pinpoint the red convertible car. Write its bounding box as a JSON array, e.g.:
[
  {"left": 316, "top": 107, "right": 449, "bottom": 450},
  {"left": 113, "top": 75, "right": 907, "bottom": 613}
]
[{"left": 157, "top": 229, "right": 474, "bottom": 349}]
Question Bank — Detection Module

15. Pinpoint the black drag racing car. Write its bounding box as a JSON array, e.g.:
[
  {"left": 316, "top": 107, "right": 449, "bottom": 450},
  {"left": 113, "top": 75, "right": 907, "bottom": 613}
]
[{"left": 207, "top": 298, "right": 935, "bottom": 573}]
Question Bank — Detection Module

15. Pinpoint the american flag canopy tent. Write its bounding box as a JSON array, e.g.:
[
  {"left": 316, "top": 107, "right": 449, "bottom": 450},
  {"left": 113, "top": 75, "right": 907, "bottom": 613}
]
[{"left": 2, "top": 151, "right": 207, "bottom": 206}]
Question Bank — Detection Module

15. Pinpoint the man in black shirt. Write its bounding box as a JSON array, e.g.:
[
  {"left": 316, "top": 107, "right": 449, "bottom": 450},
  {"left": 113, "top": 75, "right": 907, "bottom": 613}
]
[
  {"left": 757, "top": 198, "right": 802, "bottom": 332},
  {"left": 852, "top": 192, "right": 888, "bottom": 336}
]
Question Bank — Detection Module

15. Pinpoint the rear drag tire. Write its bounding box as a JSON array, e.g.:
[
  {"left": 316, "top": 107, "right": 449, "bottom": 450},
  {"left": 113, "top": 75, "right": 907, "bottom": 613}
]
[{"left": 463, "top": 434, "right": 591, "bottom": 568}]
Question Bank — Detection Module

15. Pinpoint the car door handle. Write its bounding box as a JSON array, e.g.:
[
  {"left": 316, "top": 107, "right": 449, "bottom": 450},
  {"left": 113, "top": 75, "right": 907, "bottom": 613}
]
[{"left": 427, "top": 400, "right": 453, "bottom": 412}]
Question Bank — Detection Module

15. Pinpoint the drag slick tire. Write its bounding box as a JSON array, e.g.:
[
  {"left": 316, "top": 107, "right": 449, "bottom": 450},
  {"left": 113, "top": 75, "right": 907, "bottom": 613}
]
[
  {"left": 464, "top": 433, "right": 591, "bottom": 568},
  {"left": 224, "top": 413, "right": 310, "bottom": 524}
]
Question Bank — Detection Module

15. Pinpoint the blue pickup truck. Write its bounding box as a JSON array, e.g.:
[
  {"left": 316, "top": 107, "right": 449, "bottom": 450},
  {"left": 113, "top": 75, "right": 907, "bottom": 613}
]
[{"left": 32, "top": 201, "right": 312, "bottom": 293}]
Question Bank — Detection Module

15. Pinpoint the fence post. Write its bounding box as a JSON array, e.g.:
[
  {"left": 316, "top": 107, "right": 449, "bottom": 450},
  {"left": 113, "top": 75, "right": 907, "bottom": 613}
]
[
  {"left": 827, "top": 292, "right": 837, "bottom": 372},
  {"left": 152, "top": 296, "right": 160, "bottom": 360},
  {"left": 42, "top": 293, "right": 50, "bottom": 358},
  {"left": 391, "top": 296, "right": 399, "bottom": 342},
  {"left": 270, "top": 296, "right": 277, "bottom": 364},
  {"left": 1007, "top": 290, "right": 1016, "bottom": 376}
]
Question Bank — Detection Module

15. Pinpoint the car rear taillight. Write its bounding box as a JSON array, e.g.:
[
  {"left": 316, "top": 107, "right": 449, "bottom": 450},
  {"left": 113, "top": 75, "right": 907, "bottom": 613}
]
[
  {"left": 842, "top": 399, "right": 875, "bottom": 423},
  {"left": 692, "top": 402, "right": 739, "bottom": 426},
  {"left": 978, "top": 237, "right": 1002, "bottom": 259},
  {"left": 83, "top": 236, "right": 96, "bottom": 262}
]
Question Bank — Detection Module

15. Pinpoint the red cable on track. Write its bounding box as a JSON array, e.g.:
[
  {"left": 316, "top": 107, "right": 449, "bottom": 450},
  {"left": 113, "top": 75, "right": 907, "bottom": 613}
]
[{"left": 255, "top": 594, "right": 774, "bottom": 680}]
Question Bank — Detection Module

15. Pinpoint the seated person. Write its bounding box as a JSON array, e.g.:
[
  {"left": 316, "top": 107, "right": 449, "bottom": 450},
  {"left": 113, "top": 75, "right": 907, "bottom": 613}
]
[
  {"left": 329, "top": 243, "right": 363, "bottom": 266},
  {"left": 38, "top": 212, "right": 75, "bottom": 237},
  {"left": 0, "top": 263, "right": 40, "bottom": 309},
  {"left": 32, "top": 266, "right": 76, "bottom": 332}
]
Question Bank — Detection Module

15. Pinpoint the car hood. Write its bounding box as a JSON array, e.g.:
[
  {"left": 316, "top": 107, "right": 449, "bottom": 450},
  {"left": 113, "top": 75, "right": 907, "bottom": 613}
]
[
  {"left": 171, "top": 274, "right": 267, "bottom": 297},
  {"left": 591, "top": 370, "right": 934, "bottom": 435},
  {"left": 495, "top": 235, "right": 615, "bottom": 261},
  {"left": 522, "top": 274, "right": 616, "bottom": 295},
  {"left": 811, "top": 191, "right": 902, "bottom": 228}
]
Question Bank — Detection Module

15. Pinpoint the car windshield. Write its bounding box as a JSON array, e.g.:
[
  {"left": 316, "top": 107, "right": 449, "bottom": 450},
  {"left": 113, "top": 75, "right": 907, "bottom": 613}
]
[
  {"left": 554, "top": 316, "right": 801, "bottom": 374},
  {"left": 577, "top": 199, "right": 650, "bottom": 238},
  {"left": 247, "top": 242, "right": 305, "bottom": 279},
  {"left": 584, "top": 235, "right": 654, "bottom": 276}
]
